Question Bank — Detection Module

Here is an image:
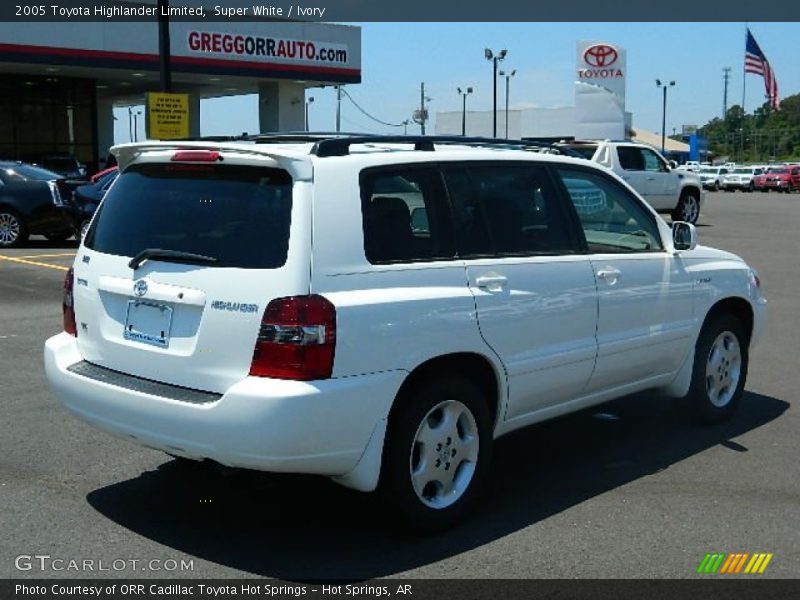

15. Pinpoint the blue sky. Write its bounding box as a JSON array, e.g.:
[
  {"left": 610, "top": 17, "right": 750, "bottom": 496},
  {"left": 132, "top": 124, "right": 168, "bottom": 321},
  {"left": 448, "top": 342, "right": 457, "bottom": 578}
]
[{"left": 115, "top": 22, "right": 800, "bottom": 143}]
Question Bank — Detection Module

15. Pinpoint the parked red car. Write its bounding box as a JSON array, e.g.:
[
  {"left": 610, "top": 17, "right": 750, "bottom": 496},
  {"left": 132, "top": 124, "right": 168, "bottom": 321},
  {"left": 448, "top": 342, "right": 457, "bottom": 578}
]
[
  {"left": 762, "top": 166, "right": 800, "bottom": 192},
  {"left": 89, "top": 166, "right": 118, "bottom": 184}
]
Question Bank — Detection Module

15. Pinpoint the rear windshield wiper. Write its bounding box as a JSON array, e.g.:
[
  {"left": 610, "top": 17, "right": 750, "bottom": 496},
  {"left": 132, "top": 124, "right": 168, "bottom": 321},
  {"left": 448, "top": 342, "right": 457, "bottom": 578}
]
[{"left": 128, "top": 248, "right": 218, "bottom": 270}]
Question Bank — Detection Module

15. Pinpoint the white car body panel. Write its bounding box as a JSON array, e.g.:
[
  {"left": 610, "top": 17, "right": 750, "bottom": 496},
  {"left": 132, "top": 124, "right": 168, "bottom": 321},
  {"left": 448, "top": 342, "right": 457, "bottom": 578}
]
[{"left": 44, "top": 140, "right": 766, "bottom": 493}]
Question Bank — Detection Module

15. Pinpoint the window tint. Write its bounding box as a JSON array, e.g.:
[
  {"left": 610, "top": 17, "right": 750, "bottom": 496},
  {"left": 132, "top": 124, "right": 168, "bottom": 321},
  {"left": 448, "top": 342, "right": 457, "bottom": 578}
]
[
  {"left": 641, "top": 148, "right": 668, "bottom": 172},
  {"left": 360, "top": 167, "right": 454, "bottom": 264},
  {"left": 85, "top": 163, "right": 292, "bottom": 269},
  {"left": 443, "top": 164, "right": 575, "bottom": 257},
  {"left": 617, "top": 146, "right": 645, "bottom": 171},
  {"left": 556, "top": 168, "right": 663, "bottom": 253}
]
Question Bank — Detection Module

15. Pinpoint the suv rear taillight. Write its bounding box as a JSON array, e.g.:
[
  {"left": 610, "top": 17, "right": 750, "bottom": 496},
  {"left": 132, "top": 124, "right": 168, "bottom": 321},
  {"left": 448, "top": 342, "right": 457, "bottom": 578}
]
[
  {"left": 249, "top": 295, "right": 336, "bottom": 380},
  {"left": 63, "top": 268, "right": 77, "bottom": 336}
]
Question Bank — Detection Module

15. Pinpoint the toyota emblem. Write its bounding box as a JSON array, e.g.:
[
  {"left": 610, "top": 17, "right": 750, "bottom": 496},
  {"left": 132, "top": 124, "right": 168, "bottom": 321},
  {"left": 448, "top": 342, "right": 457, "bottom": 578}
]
[
  {"left": 133, "top": 280, "right": 148, "bottom": 297},
  {"left": 584, "top": 44, "right": 618, "bottom": 68}
]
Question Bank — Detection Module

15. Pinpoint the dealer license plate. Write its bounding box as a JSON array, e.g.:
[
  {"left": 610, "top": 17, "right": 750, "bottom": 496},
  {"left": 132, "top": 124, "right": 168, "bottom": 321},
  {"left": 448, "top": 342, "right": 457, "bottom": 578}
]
[{"left": 123, "top": 300, "right": 173, "bottom": 348}]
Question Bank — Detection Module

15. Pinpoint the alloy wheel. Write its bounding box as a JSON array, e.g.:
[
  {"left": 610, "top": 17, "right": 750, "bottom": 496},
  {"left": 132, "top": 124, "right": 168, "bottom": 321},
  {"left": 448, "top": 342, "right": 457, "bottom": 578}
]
[
  {"left": 705, "top": 331, "right": 742, "bottom": 408},
  {"left": 409, "top": 399, "right": 479, "bottom": 509},
  {"left": 0, "top": 212, "right": 21, "bottom": 246}
]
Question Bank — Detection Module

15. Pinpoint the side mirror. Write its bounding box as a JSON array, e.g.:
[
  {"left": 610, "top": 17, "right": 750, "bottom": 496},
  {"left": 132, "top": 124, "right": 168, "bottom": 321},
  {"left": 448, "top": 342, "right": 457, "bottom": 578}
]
[
  {"left": 673, "top": 221, "right": 697, "bottom": 251},
  {"left": 669, "top": 160, "right": 678, "bottom": 169}
]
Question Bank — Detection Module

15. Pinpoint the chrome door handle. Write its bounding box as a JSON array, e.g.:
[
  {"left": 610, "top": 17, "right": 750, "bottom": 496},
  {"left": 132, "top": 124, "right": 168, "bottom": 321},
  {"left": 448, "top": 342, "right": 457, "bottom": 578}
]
[
  {"left": 596, "top": 268, "right": 621, "bottom": 283},
  {"left": 475, "top": 274, "right": 508, "bottom": 292}
]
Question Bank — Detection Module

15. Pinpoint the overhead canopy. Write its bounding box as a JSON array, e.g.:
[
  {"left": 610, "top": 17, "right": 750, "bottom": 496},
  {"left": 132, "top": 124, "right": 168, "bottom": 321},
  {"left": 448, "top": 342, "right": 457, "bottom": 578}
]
[{"left": 630, "top": 129, "right": 690, "bottom": 152}]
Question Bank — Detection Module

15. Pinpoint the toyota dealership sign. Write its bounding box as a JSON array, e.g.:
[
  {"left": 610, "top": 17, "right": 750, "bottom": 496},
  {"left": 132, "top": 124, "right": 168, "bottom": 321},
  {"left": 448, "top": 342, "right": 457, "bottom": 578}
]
[
  {"left": 576, "top": 40, "right": 626, "bottom": 101},
  {"left": 574, "top": 40, "right": 627, "bottom": 141}
]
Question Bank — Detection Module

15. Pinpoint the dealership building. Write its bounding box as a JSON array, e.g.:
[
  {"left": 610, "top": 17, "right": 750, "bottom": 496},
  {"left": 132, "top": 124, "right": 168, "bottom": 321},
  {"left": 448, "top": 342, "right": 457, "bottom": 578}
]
[{"left": 0, "top": 10, "right": 361, "bottom": 170}]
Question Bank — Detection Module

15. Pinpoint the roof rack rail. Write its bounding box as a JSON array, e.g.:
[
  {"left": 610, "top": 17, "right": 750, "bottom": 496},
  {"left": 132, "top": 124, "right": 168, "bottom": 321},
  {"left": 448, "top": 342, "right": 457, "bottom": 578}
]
[{"left": 308, "top": 135, "right": 559, "bottom": 157}]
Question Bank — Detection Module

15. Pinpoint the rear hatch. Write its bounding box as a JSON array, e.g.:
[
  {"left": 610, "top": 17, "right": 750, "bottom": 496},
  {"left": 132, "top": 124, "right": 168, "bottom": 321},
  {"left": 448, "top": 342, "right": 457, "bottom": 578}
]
[{"left": 74, "top": 152, "right": 311, "bottom": 393}]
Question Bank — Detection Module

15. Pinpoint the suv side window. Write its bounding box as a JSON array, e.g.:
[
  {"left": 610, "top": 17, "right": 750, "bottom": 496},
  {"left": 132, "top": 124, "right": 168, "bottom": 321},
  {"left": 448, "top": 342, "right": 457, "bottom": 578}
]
[
  {"left": 555, "top": 168, "right": 664, "bottom": 253},
  {"left": 360, "top": 167, "right": 455, "bottom": 264},
  {"left": 641, "top": 148, "right": 669, "bottom": 173},
  {"left": 443, "top": 164, "right": 576, "bottom": 257},
  {"left": 617, "top": 146, "right": 645, "bottom": 171}
]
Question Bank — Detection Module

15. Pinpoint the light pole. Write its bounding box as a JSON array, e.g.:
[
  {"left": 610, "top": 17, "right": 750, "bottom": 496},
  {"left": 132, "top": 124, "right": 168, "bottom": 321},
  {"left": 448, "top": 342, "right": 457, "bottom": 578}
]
[
  {"left": 498, "top": 69, "right": 516, "bottom": 138},
  {"left": 457, "top": 87, "right": 473, "bottom": 136},
  {"left": 656, "top": 79, "right": 675, "bottom": 154},
  {"left": 485, "top": 48, "right": 507, "bottom": 137},
  {"left": 305, "top": 96, "right": 314, "bottom": 131}
]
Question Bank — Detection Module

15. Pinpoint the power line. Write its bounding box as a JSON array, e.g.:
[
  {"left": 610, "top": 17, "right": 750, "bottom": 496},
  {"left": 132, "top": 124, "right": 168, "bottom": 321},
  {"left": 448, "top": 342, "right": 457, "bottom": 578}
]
[{"left": 340, "top": 88, "right": 406, "bottom": 128}]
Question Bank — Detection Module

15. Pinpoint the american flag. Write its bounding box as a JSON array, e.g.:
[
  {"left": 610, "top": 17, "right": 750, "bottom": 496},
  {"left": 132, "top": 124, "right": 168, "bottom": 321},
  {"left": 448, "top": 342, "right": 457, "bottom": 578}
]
[{"left": 745, "top": 28, "right": 780, "bottom": 111}]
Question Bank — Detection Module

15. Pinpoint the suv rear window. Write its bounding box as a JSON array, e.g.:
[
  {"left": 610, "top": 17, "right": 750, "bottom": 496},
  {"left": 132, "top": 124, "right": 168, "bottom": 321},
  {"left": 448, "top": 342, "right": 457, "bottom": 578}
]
[{"left": 85, "top": 163, "right": 292, "bottom": 269}]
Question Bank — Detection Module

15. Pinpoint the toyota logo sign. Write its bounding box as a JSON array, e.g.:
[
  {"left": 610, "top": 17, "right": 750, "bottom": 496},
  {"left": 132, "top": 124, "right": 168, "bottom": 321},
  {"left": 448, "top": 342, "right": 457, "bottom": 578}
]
[
  {"left": 583, "top": 44, "right": 618, "bottom": 68},
  {"left": 133, "top": 280, "right": 148, "bottom": 297}
]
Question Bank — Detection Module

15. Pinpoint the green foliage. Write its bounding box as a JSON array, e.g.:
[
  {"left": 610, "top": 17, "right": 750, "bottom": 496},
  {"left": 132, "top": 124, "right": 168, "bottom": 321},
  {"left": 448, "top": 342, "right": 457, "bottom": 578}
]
[{"left": 697, "top": 94, "right": 800, "bottom": 162}]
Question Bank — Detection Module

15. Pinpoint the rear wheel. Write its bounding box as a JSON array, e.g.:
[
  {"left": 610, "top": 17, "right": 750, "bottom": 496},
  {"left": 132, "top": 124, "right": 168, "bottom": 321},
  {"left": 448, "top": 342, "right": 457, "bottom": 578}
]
[
  {"left": 79, "top": 219, "right": 91, "bottom": 240},
  {"left": 748, "top": 182, "right": 755, "bottom": 192},
  {"left": 679, "top": 314, "right": 748, "bottom": 424},
  {"left": 381, "top": 374, "right": 492, "bottom": 532},
  {"left": 0, "top": 210, "right": 28, "bottom": 248},
  {"left": 672, "top": 189, "right": 700, "bottom": 224}
]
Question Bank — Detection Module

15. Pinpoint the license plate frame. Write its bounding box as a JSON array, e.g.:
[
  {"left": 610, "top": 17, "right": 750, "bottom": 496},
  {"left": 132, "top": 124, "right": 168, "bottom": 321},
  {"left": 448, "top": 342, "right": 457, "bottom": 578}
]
[{"left": 123, "top": 300, "right": 173, "bottom": 349}]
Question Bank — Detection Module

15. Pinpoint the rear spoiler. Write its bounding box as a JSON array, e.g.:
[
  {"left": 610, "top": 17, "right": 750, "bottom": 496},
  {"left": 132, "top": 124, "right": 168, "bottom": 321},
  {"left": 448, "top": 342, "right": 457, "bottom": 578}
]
[{"left": 110, "top": 141, "right": 313, "bottom": 181}]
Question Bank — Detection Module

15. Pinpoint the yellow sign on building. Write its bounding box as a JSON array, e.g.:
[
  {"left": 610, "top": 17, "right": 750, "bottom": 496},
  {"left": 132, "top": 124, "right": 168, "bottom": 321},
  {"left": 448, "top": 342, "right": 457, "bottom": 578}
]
[{"left": 146, "top": 92, "right": 190, "bottom": 140}]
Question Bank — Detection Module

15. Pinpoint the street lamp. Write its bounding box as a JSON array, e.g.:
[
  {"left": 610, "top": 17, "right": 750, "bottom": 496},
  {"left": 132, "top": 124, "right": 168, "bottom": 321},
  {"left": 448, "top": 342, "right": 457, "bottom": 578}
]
[
  {"left": 485, "top": 48, "right": 507, "bottom": 137},
  {"left": 305, "top": 96, "right": 314, "bottom": 131},
  {"left": 498, "top": 69, "right": 516, "bottom": 138},
  {"left": 457, "top": 87, "right": 473, "bottom": 136},
  {"left": 656, "top": 79, "right": 675, "bottom": 154}
]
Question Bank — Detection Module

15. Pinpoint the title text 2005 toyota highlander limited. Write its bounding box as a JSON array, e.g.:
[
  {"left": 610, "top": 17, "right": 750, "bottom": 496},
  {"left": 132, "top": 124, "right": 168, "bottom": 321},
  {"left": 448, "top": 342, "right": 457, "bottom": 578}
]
[{"left": 44, "top": 135, "right": 767, "bottom": 530}]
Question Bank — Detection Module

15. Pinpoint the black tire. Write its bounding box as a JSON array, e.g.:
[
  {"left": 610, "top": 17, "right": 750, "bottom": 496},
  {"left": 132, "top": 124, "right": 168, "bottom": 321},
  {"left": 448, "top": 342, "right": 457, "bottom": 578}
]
[
  {"left": 671, "top": 189, "right": 700, "bottom": 224},
  {"left": 0, "top": 209, "right": 28, "bottom": 248},
  {"left": 679, "top": 314, "right": 749, "bottom": 425},
  {"left": 79, "top": 219, "right": 91, "bottom": 240},
  {"left": 713, "top": 181, "right": 719, "bottom": 191},
  {"left": 45, "top": 229, "right": 75, "bottom": 242},
  {"left": 748, "top": 182, "right": 755, "bottom": 193},
  {"left": 380, "top": 374, "right": 493, "bottom": 532}
]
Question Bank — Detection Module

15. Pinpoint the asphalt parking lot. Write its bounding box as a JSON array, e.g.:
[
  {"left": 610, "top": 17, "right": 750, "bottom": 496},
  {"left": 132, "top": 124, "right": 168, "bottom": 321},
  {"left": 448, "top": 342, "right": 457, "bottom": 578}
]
[{"left": 1, "top": 191, "right": 798, "bottom": 580}]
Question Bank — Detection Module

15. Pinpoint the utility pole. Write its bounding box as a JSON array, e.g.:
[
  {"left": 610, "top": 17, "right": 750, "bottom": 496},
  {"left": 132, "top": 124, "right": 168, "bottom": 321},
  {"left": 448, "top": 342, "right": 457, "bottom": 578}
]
[
  {"left": 335, "top": 86, "right": 341, "bottom": 133},
  {"left": 722, "top": 67, "right": 731, "bottom": 118},
  {"left": 157, "top": 0, "right": 171, "bottom": 92},
  {"left": 420, "top": 82, "right": 426, "bottom": 135}
]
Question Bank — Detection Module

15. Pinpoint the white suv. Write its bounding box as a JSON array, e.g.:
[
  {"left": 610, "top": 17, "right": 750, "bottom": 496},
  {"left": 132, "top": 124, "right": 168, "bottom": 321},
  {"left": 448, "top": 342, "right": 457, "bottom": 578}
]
[{"left": 44, "top": 135, "right": 767, "bottom": 530}]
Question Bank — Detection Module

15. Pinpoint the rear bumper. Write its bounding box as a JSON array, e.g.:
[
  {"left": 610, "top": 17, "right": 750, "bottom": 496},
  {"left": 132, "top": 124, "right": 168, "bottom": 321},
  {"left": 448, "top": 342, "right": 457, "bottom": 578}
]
[{"left": 44, "top": 332, "right": 403, "bottom": 476}]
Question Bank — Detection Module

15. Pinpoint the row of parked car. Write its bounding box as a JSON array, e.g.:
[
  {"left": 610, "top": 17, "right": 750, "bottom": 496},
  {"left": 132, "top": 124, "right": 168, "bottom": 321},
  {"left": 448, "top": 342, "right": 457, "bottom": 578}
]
[
  {"left": 693, "top": 164, "right": 800, "bottom": 193},
  {"left": 0, "top": 161, "right": 118, "bottom": 248}
]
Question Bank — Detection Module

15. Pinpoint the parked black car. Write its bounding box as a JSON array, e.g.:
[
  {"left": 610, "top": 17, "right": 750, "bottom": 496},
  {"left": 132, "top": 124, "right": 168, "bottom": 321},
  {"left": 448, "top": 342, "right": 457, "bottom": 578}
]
[
  {"left": 0, "top": 162, "right": 76, "bottom": 247},
  {"left": 72, "top": 169, "right": 118, "bottom": 238},
  {"left": 23, "top": 153, "right": 87, "bottom": 180}
]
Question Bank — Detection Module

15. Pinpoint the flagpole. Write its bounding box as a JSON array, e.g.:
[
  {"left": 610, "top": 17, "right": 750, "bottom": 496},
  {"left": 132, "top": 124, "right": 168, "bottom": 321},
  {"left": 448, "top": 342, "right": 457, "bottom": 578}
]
[{"left": 742, "top": 23, "right": 747, "bottom": 112}]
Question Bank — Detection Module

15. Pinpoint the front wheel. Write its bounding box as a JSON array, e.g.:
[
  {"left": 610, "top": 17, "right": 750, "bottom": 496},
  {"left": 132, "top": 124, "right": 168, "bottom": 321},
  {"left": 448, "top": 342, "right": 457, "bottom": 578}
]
[
  {"left": 380, "top": 375, "right": 493, "bottom": 532},
  {"left": 672, "top": 190, "right": 700, "bottom": 224},
  {"left": 679, "top": 314, "right": 749, "bottom": 424},
  {"left": 748, "top": 182, "right": 755, "bottom": 192},
  {"left": 0, "top": 210, "right": 28, "bottom": 248}
]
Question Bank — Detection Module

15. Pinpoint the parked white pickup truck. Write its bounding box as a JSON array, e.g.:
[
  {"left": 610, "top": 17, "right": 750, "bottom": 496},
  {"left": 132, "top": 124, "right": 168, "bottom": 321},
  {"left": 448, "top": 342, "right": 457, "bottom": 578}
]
[{"left": 559, "top": 141, "right": 705, "bottom": 224}]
